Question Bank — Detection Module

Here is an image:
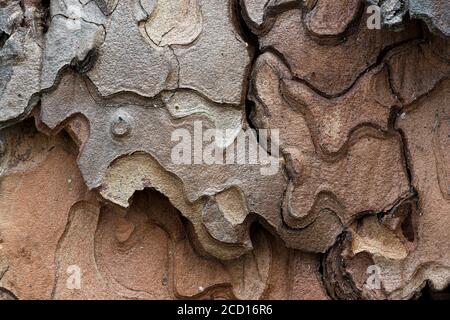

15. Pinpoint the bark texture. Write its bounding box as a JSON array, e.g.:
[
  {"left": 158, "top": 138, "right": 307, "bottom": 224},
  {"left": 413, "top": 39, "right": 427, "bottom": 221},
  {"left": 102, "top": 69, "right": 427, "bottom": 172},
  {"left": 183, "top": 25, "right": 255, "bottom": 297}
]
[{"left": 0, "top": 0, "right": 449, "bottom": 300}]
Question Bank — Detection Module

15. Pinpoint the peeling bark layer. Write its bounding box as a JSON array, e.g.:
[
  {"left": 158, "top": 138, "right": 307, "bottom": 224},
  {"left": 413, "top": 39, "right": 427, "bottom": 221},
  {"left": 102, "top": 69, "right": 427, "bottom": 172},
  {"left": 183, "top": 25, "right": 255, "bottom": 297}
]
[{"left": 0, "top": 0, "right": 449, "bottom": 300}]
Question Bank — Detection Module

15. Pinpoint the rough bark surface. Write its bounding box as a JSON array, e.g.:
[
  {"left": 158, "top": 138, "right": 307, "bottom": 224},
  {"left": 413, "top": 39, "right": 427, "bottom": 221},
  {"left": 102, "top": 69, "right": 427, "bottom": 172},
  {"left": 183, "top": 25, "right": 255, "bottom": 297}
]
[{"left": 0, "top": 0, "right": 449, "bottom": 300}]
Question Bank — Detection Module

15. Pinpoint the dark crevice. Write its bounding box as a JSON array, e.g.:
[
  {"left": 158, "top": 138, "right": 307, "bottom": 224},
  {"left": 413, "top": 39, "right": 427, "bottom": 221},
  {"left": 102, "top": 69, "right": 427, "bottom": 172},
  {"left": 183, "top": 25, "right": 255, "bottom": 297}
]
[
  {"left": 41, "top": 0, "right": 51, "bottom": 34},
  {"left": 0, "top": 287, "right": 18, "bottom": 300},
  {"left": 388, "top": 86, "right": 418, "bottom": 198},
  {"left": 401, "top": 202, "right": 416, "bottom": 242},
  {"left": 234, "top": 0, "right": 261, "bottom": 134},
  {"left": 417, "top": 282, "right": 450, "bottom": 300},
  {"left": 317, "top": 252, "right": 333, "bottom": 300},
  {"left": 395, "top": 121, "right": 417, "bottom": 194},
  {"left": 71, "top": 48, "right": 98, "bottom": 74},
  {"left": 18, "top": 0, "right": 26, "bottom": 28},
  {"left": 377, "top": 195, "right": 419, "bottom": 243},
  {"left": 0, "top": 31, "right": 10, "bottom": 49},
  {"left": 321, "top": 232, "right": 363, "bottom": 300},
  {"left": 235, "top": 1, "right": 287, "bottom": 160},
  {"left": 235, "top": 0, "right": 282, "bottom": 158}
]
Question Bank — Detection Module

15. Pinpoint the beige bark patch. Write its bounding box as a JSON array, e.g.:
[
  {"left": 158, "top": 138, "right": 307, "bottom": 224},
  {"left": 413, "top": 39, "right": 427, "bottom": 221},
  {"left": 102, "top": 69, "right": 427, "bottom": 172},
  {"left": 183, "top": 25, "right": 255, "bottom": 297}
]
[
  {"left": 351, "top": 216, "right": 408, "bottom": 260},
  {"left": 215, "top": 187, "right": 249, "bottom": 226},
  {"left": 145, "top": 0, "right": 203, "bottom": 46}
]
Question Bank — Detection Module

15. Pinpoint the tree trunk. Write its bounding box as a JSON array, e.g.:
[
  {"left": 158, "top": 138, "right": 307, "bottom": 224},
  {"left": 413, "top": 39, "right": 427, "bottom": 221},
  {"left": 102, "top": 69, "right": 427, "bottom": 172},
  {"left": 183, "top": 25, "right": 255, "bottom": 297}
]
[{"left": 0, "top": 0, "right": 449, "bottom": 300}]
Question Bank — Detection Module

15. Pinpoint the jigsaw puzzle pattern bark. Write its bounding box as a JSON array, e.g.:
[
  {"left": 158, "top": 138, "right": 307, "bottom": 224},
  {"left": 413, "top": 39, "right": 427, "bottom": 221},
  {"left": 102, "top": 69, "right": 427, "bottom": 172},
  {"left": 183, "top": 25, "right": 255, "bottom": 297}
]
[{"left": 0, "top": 0, "right": 449, "bottom": 300}]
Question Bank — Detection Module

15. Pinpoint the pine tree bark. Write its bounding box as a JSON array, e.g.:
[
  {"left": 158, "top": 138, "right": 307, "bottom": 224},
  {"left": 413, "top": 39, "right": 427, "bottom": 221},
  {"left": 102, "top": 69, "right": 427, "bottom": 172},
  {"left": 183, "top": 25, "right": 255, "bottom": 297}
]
[{"left": 0, "top": 0, "right": 449, "bottom": 300}]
